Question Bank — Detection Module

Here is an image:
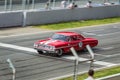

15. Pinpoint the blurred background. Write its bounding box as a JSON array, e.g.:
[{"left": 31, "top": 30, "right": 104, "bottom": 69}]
[{"left": 0, "top": 0, "right": 120, "bottom": 12}]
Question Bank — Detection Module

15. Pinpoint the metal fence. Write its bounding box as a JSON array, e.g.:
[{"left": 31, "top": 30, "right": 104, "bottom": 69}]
[{"left": 0, "top": 0, "right": 120, "bottom": 12}]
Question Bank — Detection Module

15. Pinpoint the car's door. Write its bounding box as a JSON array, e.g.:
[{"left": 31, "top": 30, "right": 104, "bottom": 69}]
[{"left": 68, "top": 36, "right": 82, "bottom": 51}]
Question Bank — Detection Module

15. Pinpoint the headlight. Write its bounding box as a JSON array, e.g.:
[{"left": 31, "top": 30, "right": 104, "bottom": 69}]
[
  {"left": 49, "top": 46, "right": 55, "bottom": 50},
  {"left": 34, "top": 43, "right": 38, "bottom": 47}
]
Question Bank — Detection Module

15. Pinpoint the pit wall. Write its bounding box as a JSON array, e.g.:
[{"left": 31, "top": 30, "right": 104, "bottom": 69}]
[
  {"left": 0, "top": 5, "right": 120, "bottom": 27},
  {"left": 0, "top": 11, "right": 23, "bottom": 27}
]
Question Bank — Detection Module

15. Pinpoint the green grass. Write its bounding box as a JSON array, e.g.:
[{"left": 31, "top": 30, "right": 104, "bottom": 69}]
[
  {"left": 34, "top": 17, "right": 120, "bottom": 30},
  {"left": 59, "top": 66, "right": 120, "bottom": 80}
]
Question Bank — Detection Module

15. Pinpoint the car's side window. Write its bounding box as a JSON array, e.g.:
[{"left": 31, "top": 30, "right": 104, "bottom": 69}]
[
  {"left": 71, "top": 36, "right": 78, "bottom": 41},
  {"left": 68, "top": 36, "right": 82, "bottom": 42},
  {"left": 77, "top": 35, "right": 84, "bottom": 40},
  {"left": 66, "top": 36, "right": 71, "bottom": 42}
]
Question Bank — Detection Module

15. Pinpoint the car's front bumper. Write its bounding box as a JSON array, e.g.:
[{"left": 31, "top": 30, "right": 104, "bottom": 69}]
[{"left": 34, "top": 48, "right": 57, "bottom": 54}]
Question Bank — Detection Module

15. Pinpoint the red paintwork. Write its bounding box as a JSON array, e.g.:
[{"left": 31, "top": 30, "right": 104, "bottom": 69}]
[{"left": 34, "top": 31, "right": 98, "bottom": 53}]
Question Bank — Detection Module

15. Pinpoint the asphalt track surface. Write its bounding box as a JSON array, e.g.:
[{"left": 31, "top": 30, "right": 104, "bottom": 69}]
[{"left": 0, "top": 23, "right": 120, "bottom": 80}]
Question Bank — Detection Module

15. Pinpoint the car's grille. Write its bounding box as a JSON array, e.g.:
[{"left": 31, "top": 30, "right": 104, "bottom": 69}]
[{"left": 38, "top": 44, "right": 51, "bottom": 50}]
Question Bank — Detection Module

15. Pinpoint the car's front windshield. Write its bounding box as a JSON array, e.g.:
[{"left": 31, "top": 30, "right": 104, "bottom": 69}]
[{"left": 51, "top": 34, "right": 69, "bottom": 41}]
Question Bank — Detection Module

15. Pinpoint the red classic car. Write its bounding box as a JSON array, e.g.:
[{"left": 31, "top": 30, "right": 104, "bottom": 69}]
[{"left": 34, "top": 32, "right": 98, "bottom": 57}]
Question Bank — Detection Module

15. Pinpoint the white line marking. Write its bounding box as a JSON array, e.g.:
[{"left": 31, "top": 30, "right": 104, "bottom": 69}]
[
  {"left": 82, "top": 29, "right": 105, "bottom": 36},
  {"left": 106, "top": 53, "right": 120, "bottom": 57},
  {"left": 83, "top": 29, "right": 104, "bottom": 33},
  {"left": 96, "top": 73, "right": 120, "bottom": 80},
  {"left": 0, "top": 42, "right": 118, "bottom": 80},
  {"left": 97, "top": 31, "right": 120, "bottom": 36},
  {"left": 113, "top": 26, "right": 119, "bottom": 28},
  {"left": 0, "top": 42, "right": 117, "bottom": 67},
  {"left": 62, "top": 56, "right": 117, "bottom": 67},
  {"left": 94, "top": 53, "right": 111, "bottom": 57},
  {"left": 0, "top": 42, "right": 37, "bottom": 53},
  {"left": 95, "top": 53, "right": 120, "bottom": 57},
  {"left": 82, "top": 32, "right": 97, "bottom": 36},
  {"left": 94, "top": 60, "right": 116, "bottom": 67},
  {"left": 0, "top": 31, "right": 51, "bottom": 38},
  {"left": 88, "top": 29, "right": 105, "bottom": 32},
  {"left": 101, "top": 47, "right": 114, "bottom": 50}
]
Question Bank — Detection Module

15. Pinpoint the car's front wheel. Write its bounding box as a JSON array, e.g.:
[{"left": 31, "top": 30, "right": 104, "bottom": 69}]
[
  {"left": 37, "top": 50, "right": 43, "bottom": 54},
  {"left": 56, "top": 49, "right": 63, "bottom": 57}
]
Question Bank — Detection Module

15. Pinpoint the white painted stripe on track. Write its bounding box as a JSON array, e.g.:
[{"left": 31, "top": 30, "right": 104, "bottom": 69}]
[
  {"left": 94, "top": 53, "right": 120, "bottom": 57},
  {"left": 62, "top": 56, "right": 117, "bottom": 67},
  {"left": 102, "top": 47, "right": 114, "bottom": 50},
  {"left": 0, "top": 42, "right": 37, "bottom": 53},
  {"left": 0, "top": 42, "right": 119, "bottom": 80},
  {"left": 82, "top": 32, "right": 97, "bottom": 36},
  {"left": 0, "top": 42, "right": 117, "bottom": 67},
  {"left": 0, "top": 31, "right": 52, "bottom": 38},
  {"left": 96, "top": 73, "right": 120, "bottom": 80},
  {"left": 97, "top": 31, "right": 120, "bottom": 36}
]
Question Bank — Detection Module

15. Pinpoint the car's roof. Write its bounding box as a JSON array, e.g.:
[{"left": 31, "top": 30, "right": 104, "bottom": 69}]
[{"left": 56, "top": 32, "right": 80, "bottom": 36}]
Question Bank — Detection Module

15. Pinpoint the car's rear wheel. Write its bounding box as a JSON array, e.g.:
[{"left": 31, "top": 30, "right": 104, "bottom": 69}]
[
  {"left": 37, "top": 50, "right": 43, "bottom": 54},
  {"left": 56, "top": 49, "right": 63, "bottom": 57}
]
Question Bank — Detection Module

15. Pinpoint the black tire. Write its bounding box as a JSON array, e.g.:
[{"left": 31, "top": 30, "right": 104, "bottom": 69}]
[
  {"left": 37, "top": 50, "right": 43, "bottom": 54},
  {"left": 56, "top": 49, "right": 63, "bottom": 57}
]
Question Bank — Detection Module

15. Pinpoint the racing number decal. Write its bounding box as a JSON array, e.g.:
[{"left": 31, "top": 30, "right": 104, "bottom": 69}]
[{"left": 79, "top": 41, "right": 83, "bottom": 48}]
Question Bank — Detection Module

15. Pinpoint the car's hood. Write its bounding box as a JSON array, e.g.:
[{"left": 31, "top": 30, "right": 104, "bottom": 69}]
[{"left": 39, "top": 39, "right": 66, "bottom": 46}]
